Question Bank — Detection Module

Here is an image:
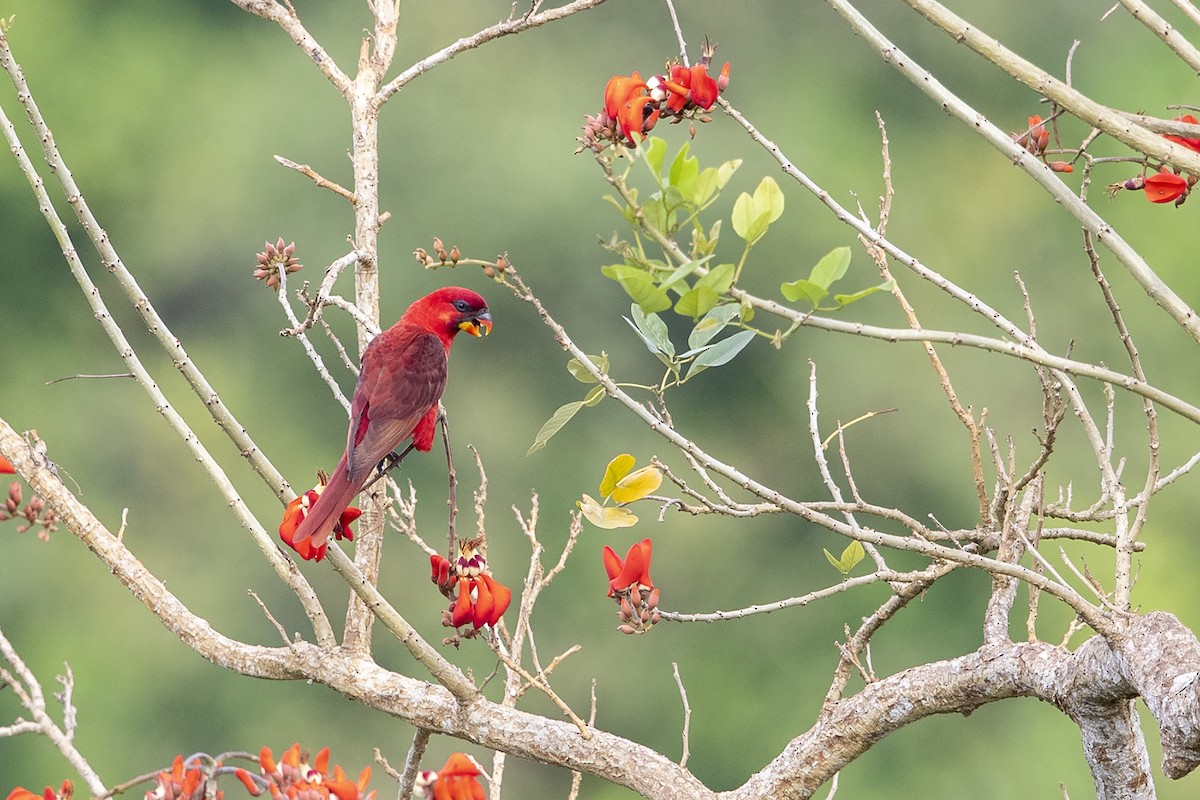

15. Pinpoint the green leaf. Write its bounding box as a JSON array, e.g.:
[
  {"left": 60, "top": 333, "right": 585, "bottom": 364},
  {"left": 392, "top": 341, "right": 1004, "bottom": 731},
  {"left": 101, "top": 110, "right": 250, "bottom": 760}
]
[
  {"left": 644, "top": 137, "right": 668, "bottom": 177},
  {"left": 753, "top": 176, "right": 785, "bottom": 224},
  {"left": 780, "top": 278, "right": 829, "bottom": 307},
  {"left": 602, "top": 264, "right": 671, "bottom": 313},
  {"left": 731, "top": 191, "right": 755, "bottom": 241},
  {"left": 600, "top": 453, "right": 636, "bottom": 497},
  {"left": 841, "top": 540, "right": 865, "bottom": 571},
  {"left": 697, "top": 263, "right": 736, "bottom": 294},
  {"left": 833, "top": 280, "right": 893, "bottom": 307},
  {"left": 602, "top": 192, "right": 637, "bottom": 224},
  {"left": 582, "top": 383, "right": 606, "bottom": 407},
  {"left": 674, "top": 285, "right": 720, "bottom": 320},
  {"left": 527, "top": 400, "right": 584, "bottom": 455},
  {"left": 644, "top": 186, "right": 684, "bottom": 234},
  {"left": 629, "top": 304, "right": 675, "bottom": 357},
  {"left": 741, "top": 209, "right": 773, "bottom": 246},
  {"left": 690, "top": 166, "right": 720, "bottom": 207},
  {"left": 658, "top": 254, "right": 714, "bottom": 293},
  {"left": 669, "top": 143, "right": 700, "bottom": 198},
  {"left": 824, "top": 541, "right": 866, "bottom": 574},
  {"left": 823, "top": 548, "right": 845, "bottom": 573},
  {"left": 716, "top": 159, "right": 742, "bottom": 190},
  {"left": 567, "top": 353, "right": 609, "bottom": 383},
  {"left": 688, "top": 304, "right": 740, "bottom": 349},
  {"left": 687, "top": 329, "right": 756, "bottom": 378},
  {"left": 810, "top": 246, "right": 852, "bottom": 290}
]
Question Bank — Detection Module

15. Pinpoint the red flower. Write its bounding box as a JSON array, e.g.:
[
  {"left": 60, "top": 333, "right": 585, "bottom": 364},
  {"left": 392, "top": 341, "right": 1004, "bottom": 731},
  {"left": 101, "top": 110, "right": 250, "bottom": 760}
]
[
  {"left": 1143, "top": 168, "right": 1189, "bottom": 204},
  {"left": 1163, "top": 113, "right": 1200, "bottom": 153},
  {"left": 603, "top": 72, "right": 646, "bottom": 121},
  {"left": 688, "top": 62, "right": 720, "bottom": 110},
  {"left": 580, "top": 44, "right": 730, "bottom": 153},
  {"left": 0, "top": 456, "right": 13, "bottom": 474},
  {"left": 416, "top": 753, "right": 485, "bottom": 800},
  {"left": 431, "top": 540, "right": 512, "bottom": 632},
  {"left": 251, "top": 744, "right": 375, "bottom": 800},
  {"left": 602, "top": 538, "right": 654, "bottom": 595},
  {"left": 145, "top": 756, "right": 216, "bottom": 800},
  {"left": 601, "top": 539, "right": 660, "bottom": 634},
  {"left": 604, "top": 73, "right": 660, "bottom": 146},
  {"left": 6, "top": 784, "right": 70, "bottom": 800},
  {"left": 279, "top": 479, "right": 361, "bottom": 562}
]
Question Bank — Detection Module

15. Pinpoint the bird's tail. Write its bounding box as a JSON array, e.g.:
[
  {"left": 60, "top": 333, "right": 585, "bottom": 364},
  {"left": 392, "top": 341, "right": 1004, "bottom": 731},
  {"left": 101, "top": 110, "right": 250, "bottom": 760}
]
[{"left": 291, "top": 453, "right": 362, "bottom": 551}]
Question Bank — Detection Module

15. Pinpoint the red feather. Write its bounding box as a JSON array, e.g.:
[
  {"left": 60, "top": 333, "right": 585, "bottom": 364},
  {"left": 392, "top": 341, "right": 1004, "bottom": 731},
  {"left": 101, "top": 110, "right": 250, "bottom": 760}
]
[{"left": 289, "top": 287, "right": 490, "bottom": 556}]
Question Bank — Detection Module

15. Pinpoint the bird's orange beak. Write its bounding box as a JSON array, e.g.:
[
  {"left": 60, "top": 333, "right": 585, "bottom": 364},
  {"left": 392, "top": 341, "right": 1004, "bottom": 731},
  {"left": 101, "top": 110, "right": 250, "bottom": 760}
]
[{"left": 457, "top": 311, "right": 492, "bottom": 337}]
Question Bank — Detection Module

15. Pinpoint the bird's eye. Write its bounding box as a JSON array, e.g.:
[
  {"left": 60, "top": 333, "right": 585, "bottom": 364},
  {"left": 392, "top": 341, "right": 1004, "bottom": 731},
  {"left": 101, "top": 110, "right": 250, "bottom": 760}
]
[{"left": 453, "top": 299, "right": 471, "bottom": 312}]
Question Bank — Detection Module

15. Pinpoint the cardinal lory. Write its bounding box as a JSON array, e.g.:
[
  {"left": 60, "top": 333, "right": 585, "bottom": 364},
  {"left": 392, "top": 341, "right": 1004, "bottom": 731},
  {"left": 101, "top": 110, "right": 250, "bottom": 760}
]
[{"left": 288, "top": 286, "right": 492, "bottom": 558}]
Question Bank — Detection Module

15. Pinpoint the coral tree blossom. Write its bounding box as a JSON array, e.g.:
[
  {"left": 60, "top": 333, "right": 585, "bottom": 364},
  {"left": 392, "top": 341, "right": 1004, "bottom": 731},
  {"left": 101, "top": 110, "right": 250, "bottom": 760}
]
[
  {"left": 602, "top": 538, "right": 661, "bottom": 634},
  {"left": 414, "top": 753, "right": 486, "bottom": 800},
  {"left": 580, "top": 40, "right": 730, "bottom": 152},
  {"left": 236, "top": 743, "right": 375, "bottom": 800},
  {"left": 430, "top": 537, "right": 512, "bottom": 631},
  {"left": 6, "top": 783, "right": 72, "bottom": 800},
  {"left": 1143, "top": 169, "right": 1189, "bottom": 204},
  {"left": 279, "top": 477, "right": 361, "bottom": 562}
]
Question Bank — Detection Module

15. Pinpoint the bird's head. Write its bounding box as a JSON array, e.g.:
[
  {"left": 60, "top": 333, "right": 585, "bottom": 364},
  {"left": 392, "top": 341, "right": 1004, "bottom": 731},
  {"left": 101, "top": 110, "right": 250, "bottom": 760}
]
[{"left": 406, "top": 286, "right": 493, "bottom": 340}]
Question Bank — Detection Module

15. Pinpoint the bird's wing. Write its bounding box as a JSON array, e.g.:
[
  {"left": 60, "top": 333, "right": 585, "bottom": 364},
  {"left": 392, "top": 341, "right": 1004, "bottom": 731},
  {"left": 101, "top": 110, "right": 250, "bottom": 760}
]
[{"left": 345, "top": 327, "right": 448, "bottom": 484}]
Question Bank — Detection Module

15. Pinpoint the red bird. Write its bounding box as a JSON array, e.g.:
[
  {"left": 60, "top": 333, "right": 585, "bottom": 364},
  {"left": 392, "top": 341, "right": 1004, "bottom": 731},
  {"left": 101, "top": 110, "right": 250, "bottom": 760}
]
[{"left": 287, "top": 286, "right": 492, "bottom": 558}]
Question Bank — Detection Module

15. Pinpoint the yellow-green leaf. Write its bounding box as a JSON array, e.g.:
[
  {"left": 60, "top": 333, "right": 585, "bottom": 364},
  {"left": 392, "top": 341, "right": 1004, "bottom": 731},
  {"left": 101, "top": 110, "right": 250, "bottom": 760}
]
[
  {"left": 753, "top": 176, "right": 785, "bottom": 224},
  {"left": 579, "top": 494, "right": 640, "bottom": 529},
  {"left": 841, "top": 540, "right": 865, "bottom": 571},
  {"left": 610, "top": 465, "right": 663, "bottom": 504},
  {"left": 527, "top": 400, "right": 584, "bottom": 456},
  {"left": 600, "top": 454, "right": 636, "bottom": 498}
]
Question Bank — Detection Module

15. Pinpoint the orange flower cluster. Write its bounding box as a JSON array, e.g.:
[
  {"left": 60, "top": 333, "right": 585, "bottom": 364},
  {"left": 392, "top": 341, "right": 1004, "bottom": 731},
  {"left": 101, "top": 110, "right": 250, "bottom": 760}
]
[
  {"left": 278, "top": 477, "right": 361, "bottom": 562},
  {"left": 1013, "top": 115, "right": 1073, "bottom": 173},
  {"left": 414, "top": 754, "right": 486, "bottom": 800},
  {"left": 1112, "top": 114, "right": 1200, "bottom": 206},
  {"left": 430, "top": 537, "right": 512, "bottom": 633},
  {"left": 602, "top": 538, "right": 660, "bottom": 634},
  {"left": 6, "top": 782, "right": 72, "bottom": 800},
  {"left": 235, "top": 744, "right": 374, "bottom": 800},
  {"left": 579, "top": 40, "right": 730, "bottom": 152},
  {"left": 0, "top": 456, "right": 13, "bottom": 473},
  {"left": 145, "top": 756, "right": 221, "bottom": 800}
]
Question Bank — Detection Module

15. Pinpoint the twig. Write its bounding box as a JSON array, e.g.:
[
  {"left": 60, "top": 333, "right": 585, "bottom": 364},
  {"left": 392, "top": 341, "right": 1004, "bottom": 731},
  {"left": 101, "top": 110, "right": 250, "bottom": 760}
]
[
  {"left": 672, "top": 662, "right": 692, "bottom": 767},
  {"left": 44, "top": 373, "right": 134, "bottom": 385},
  {"left": 378, "top": 0, "right": 609, "bottom": 101},
  {"left": 488, "top": 639, "right": 591, "bottom": 738},
  {"left": 249, "top": 589, "right": 292, "bottom": 645},
  {"left": 0, "top": 626, "right": 105, "bottom": 794},
  {"left": 275, "top": 154, "right": 358, "bottom": 204}
]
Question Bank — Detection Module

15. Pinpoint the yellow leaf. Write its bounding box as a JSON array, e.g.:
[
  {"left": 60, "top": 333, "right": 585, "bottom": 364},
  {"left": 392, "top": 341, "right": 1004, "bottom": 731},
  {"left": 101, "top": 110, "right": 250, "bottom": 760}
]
[
  {"left": 578, "top": 494, "right": 640, "bottom": 529},
  {"left": 599, "top": 454, "right": 636, "bottom": 498},
  {"left": 610, "top": 465, "right": 663, "bottom": 504}
]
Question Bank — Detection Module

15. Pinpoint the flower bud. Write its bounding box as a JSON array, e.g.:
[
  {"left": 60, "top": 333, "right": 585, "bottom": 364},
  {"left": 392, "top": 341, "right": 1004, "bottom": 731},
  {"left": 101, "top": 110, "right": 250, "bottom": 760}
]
[
  {"left": 449, "top": 246, "right": 460, "bottom": 265},
  {"left": 618, "top": 624, "right": 638, "bottom": 635}
]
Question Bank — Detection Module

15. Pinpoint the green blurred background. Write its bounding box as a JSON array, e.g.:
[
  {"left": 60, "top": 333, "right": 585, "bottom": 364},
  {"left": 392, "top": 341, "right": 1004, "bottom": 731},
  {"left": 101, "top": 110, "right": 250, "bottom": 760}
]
[{"left": 2, "top": 0, "right": 1200, "bottom": 796}]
